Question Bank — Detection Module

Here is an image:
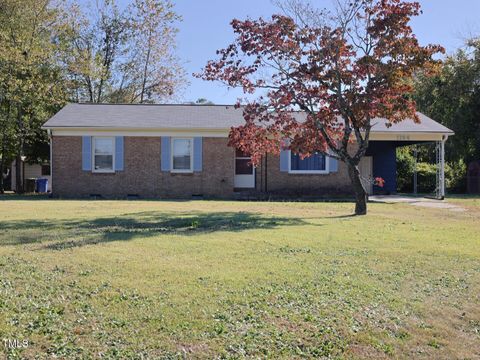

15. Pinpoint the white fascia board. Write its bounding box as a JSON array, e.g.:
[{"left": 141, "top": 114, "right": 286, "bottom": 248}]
[
  {"left": 44, "top": 127, "right": 453, "bottom": 142},
  {"left": 47, "top": 127, "right": 230, "bottom": 137},
  {"left": 368, "top": 132, "right": 451, "bottom": 142}
]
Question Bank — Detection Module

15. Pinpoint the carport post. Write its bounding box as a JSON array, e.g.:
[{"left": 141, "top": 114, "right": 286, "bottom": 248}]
[
  {"left": 413, "top": 146, "right": 418, "bottom": 195},
  {"left": 440, "top": 137, "right": 446, "bottom": 198}
]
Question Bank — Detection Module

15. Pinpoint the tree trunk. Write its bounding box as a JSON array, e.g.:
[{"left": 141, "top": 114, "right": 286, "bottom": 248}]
[
  {"left": 15, "top": 153, "right": 23, "bottom": 194},
  {"left": 347, "top": 162, "right": 367, "bottom": 215},
  {"left": 15, "top": 107, "right": 25, "bottom": 194},
  {"left": 0, "top": 128, "right": 5, "bottom": 194},
  {"left": 1, "top": 101, "right": 12, "bottom": 194},
  {"left": 140, "top": 32, "right": 153, "bottom": 104},
  {"left": 0, "top": 158, "right": 4, "bottom": 194}
]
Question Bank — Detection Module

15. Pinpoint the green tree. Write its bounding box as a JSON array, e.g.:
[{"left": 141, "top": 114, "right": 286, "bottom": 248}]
[
  {"left": 0, "top": 109, "right": 16, "bottom": 193},
  {"left": 0, "top": 0, "right": 67, "bottom": 192},
  {"left": 414, "top": 39, "right": 480, "bottom": 165}
]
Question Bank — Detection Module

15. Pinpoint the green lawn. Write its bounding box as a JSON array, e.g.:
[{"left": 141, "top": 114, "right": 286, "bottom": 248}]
[{"left": 0, "top": 197, "right": 479, "bottom": 359}]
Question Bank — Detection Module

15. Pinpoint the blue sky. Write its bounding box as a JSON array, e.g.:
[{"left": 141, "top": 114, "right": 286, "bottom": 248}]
[
  {"left": 109, "top": 1, "right": 479, "bottom": 103},
  {"left": 173, "top": 0, "right": 480, "bottom": 104}
]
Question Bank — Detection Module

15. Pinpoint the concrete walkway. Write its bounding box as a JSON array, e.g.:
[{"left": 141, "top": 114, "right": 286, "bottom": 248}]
[{"left": 369, "top": 195, "right": 466, "bottom": 212}]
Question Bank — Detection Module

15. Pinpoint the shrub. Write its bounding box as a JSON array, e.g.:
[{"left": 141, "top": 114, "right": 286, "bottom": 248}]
[
  {"left": 446, "top": 159, "right": 467, "bottom": 193},
  {"left": 396, "top": 147, "right": 415, "bottom": 192},
  {"left": 396, "top": 147, "right": 467, "bottom": 194},
  {"left": 415, "top": 162, "right": 437, "bottom": 193}
]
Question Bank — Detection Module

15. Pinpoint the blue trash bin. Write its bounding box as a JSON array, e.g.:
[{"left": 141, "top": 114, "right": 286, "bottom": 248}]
[{"left": 35, "top": 178, "right": 49, "bottom": 193}]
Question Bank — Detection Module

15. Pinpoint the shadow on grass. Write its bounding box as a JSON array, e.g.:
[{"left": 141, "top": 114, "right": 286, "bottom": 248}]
[
  {"left": 0, "top": 193, "right": 51, "bottom": 200},
  {"left": 0, "top": 211, "right": 313, "bottom": 250}
]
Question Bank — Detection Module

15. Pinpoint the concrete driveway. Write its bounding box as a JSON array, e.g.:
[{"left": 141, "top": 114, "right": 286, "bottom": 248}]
[{"left": 369, "top": 195, "right": 466, "bottom": 212}]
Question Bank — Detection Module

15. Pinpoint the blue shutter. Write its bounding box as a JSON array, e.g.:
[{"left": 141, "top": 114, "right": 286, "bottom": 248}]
[
  {"left": 193, "top": 137, "right": 202, "bottom": 171},
  {"left": 115, "top": 136, "right": 124, "bottom": 171},
  {"left": 329, "top": 156, "right": 338, "bottom": 173},
  {"left": 82, "top": 136, "right": 92, "bottom": 171},
  {"left": 161, "top": 136, "right": 171, "bottom": 171},
  {"left": 280, "top": 150, "right": 289, "bottom": 172}
]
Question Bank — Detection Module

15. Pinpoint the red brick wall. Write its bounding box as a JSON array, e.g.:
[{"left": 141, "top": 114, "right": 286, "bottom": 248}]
[
  {"left": 52, "top": 136, "right": 352, "bottom": 198},
  {"left": 159, "top": 137, "right": 235, "bottom": 198},
  {"left": 256, "top": 153, "right": 353, "bottom": 195},
  {"left": 51, "top": 136, "right": 234, "bottom": 198}
]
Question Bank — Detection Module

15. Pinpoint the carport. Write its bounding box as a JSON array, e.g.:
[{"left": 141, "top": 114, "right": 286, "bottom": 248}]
[{"left": 361, "top": 113, "right": 454, "bottom": 198}]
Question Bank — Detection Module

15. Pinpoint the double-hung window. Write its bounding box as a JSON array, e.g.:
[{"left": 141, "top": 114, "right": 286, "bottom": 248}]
[
  {"left": 235, "top": 149, "right": 253, "bottom": 175},
  {"left": 93, "top": 137, "right": 115, "bottom": 172},
  {"left": 289, "top": 151, "right": 329, "bottom": 174},
  {"left": 172, "top": 138, "right": 193, "bottom": 172}
]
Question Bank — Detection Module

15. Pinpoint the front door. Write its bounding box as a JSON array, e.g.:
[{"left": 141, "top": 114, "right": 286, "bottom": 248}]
[
  {"left": 234, "top": 150, "right": 255, "bottom": 188},
  {"left": 359, "top": 156, "right": 373, "bottom": 195}
]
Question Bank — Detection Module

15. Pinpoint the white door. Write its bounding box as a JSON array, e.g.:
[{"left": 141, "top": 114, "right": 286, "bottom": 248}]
[
  {"left": 359, "top": 156, "right": 373, "bottom": 195},
  {"left": 234, "top": 150, "right": 255, "bottom": 188}
]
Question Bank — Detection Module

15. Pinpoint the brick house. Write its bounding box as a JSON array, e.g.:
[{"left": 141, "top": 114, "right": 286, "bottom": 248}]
[{"left": 42, "top": 103, "right": 453, "bottom": 199}]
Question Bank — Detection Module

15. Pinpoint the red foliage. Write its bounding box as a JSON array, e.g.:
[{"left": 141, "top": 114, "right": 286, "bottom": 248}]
[
  {"left": 375, "top": 177, "right": 386, "bottom": 188},
  {"left": 197, "top": 0, "right": 443, "bottom": 167}
]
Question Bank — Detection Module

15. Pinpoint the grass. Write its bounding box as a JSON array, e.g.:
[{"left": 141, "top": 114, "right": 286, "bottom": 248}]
[{"left": 0, "top": 197, "right": 479, "bottom": 359}]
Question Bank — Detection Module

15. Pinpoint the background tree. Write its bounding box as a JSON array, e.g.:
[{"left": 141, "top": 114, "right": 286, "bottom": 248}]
[
  {"left": 62, "top": 0, "right": 185, "bottom": 104},
  {"left": 123, "top": 0, "right": 186, "bottom": 103},
  {"left": 413, "top": 37, "right": 480, "bottom": 190},
  {"left": 0, "top": 0, "right": 67, "bottom": 192},
  {"left": 0, "top": 111, "right": 16, "bottom": 193},
  {"left": 183, "top": 98, "right": 214, "bottom": 105},
  {"left": 60, "top": 1, "right": 129, "bottom": 103},
  {"left": 198, "top": 0, "right": 443, "bottom": 215}
]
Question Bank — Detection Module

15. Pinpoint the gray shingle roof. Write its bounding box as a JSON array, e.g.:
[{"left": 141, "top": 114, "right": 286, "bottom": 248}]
[
  {"left": 371, "top": 112, "right": 453, "bottom": 133},
  {"left": 43, "top": 103, "right": 453, "bottom": 134},
  {"left": 43, "top": 103, "right": 246, "bottom": 129}
]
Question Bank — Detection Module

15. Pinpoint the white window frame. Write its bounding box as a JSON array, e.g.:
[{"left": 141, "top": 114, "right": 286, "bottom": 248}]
[
  {"left": 234, "top": 152, "right": 255, "bottom": 175},
  {"left": 92, "top": 136, "right": 115, "bottom": 173},
  {"left": 288, "top": 150, "right": 329, "bottom": 174},
  {"left": 171, "top": 137, "right": 193, "bottom": 173}
]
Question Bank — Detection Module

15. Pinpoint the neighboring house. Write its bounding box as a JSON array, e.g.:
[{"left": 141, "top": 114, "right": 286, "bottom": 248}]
[
  {"left": 41, "top": 103, "right": 453, "bottom": 199},
  {"left": 10, "top": 159, "right": 52, "bottom": 192}
]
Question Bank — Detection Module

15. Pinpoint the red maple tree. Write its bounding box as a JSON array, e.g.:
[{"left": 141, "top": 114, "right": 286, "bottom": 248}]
[{"left": 198, "top": 0, "right": 443, "bottom": 215}]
